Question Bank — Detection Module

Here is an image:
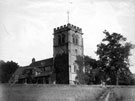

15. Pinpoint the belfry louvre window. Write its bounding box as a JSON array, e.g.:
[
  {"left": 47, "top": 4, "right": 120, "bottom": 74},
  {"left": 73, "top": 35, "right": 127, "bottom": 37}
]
[
  {"left": 58, "top": 35, "right": 61, "bottom": 45},
  {"left": 62, "top": 34, "right": 65, "bottom": 44},
  {"left": 72, "top": 34, "right": 78, "bottom": 45},
  {"left": 58, "top": 34, "right": 65, "bottom": 45},
  {"left": 76, "top": 38, "right": 78, "bottom": 45},
  {"left": 73, "top": 36, "right": 75, "bottom": 44}
]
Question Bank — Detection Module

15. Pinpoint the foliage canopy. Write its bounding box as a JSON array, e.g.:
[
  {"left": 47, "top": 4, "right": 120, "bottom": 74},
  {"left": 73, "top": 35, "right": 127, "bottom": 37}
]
[
  {"left": 0, "top": 61, "right": 19, "bottom": 83},
  {"left": 96, "top": 30, "right": 134, "bottom": 85}
]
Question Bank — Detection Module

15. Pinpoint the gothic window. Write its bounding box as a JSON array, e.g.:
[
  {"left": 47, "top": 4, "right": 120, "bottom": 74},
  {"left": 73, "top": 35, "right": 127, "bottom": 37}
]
[
  {"left": 76, "top": 38, "right": 78, "bottom": 45},
  {"left": 72, "top": 34, "right": 79, "bottom": 45},
  {"left": 58, "top": 35, "right": 61, "bottom": 45},
  {"left": 62, "top": 34, "right": 65, "bottom": 44},
  {"left": 72, "top": 34, "right": 75, "bottom": 44},
  {"left": 75, "top": 35, "right": 79, "bottom": 45},
  {"left": 73, "top": 37, "right": 75, "bottom": 44}
]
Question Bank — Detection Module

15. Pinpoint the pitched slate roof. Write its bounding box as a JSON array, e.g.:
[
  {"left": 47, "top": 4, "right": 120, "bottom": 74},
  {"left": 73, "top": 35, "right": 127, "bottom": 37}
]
[
  {"left": 9, "top": 66, "right": 28, "bottom": 83},
  {"left": 9, "top": 58, "right": 53, "bottom": 84},
  {"left": 30, "top": 58, "right": 53, "bottom": 67}
]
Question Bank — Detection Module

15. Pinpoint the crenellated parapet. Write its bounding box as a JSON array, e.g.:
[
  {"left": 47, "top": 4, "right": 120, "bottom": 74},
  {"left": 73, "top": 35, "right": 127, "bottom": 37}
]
[{"left": 54, "top": 23, "right": 83, "bottom": 34}]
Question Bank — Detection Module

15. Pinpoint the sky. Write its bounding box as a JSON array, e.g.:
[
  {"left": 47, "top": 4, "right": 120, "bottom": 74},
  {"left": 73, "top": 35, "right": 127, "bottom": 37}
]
[{"left": 0, "top": 0, "right": 135, "bottom": 72}]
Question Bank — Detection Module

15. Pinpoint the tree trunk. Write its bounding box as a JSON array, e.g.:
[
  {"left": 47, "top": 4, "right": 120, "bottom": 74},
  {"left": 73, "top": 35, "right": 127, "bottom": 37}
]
[{"left": 116, "top": 70, "right": 119, "bottom": 85}]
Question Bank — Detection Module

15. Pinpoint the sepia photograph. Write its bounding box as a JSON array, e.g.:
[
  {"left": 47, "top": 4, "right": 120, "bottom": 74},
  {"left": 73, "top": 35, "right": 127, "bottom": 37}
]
[{"left": 0, "top": 0, "right": 135, "bottom": 100}]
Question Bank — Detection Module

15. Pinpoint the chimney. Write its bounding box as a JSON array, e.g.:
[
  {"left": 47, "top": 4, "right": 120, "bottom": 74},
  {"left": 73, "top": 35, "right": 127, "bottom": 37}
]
[{"left": 32, "top": 58, "right": 35, "bottom": 63}]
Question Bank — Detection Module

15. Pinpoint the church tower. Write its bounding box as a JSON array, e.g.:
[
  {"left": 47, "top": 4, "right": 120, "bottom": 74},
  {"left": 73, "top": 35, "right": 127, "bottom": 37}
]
[{"left": 53, "top": 23, "right": 84, "bottom": 84}]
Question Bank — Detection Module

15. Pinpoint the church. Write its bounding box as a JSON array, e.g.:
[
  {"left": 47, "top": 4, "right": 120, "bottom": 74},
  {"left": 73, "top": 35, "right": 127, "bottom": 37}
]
[{"left": 10, "top": 23, "right": 84, "bottom": 85}]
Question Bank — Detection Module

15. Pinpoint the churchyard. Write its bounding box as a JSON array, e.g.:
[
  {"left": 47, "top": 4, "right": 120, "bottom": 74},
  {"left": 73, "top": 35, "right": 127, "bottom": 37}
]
[
  {"left": 0, "top": 84, "right": 104, "bottom": 101},
  {"left": 0, "top": 84, "right": 135, "bottom": 101}
]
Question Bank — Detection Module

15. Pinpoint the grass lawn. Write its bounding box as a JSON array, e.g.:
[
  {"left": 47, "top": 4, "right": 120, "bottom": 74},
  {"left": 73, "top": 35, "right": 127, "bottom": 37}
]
[
  {"left": 0, "top": 84, "right": 104, "bottom": 101},
  {"left": 111, "top": 86, "right": 135, "bottom": 101}
]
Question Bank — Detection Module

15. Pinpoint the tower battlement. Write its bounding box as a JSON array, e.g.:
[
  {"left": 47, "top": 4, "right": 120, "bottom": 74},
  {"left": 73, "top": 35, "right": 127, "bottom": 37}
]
[{"left": 54, "top": 23, "right": 82, "bottom": 34}]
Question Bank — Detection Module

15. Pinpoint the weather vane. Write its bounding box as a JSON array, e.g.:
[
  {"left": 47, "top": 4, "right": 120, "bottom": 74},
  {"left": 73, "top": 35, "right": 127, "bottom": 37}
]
[{"left": 67, "top": 1, "right": 72, "bottom": 24}]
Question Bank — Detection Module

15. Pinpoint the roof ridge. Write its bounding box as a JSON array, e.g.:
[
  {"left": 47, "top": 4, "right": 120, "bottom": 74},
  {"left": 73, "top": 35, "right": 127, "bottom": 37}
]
[{"left": 32, "top": 57, "right": 53, "bottom": 63}]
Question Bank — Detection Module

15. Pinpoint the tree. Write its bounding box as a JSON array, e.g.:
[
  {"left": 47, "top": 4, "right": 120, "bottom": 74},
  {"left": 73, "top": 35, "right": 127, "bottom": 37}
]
[
  {"left": 0, "top": 61, "right": 19, "bottom": 83},
  {"left": 84, "top": 56, "right": 97, "bottom": 70},
  {"left": 96, "top": 30, "right": 134, "bottom": 85},
  {"left": 0, "top": 60, "right": 5, "bottom": 83},
  {"left": 84, "top": 56, "right": 101, "bottom": 84},
  {"left": 75, "top": 55, "right": 101, "bottom": 85}
]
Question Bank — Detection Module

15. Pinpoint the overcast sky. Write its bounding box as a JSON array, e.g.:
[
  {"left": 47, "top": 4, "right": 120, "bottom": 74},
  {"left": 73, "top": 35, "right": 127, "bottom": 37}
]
[{"left": 0, "top": 0, "right": 135, "bottom": 72}]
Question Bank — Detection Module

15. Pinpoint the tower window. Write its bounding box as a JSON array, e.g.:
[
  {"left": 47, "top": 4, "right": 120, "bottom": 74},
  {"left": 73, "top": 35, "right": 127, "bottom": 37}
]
[
  {"left": 58, "top": 34, "right": 65, "bottom": 45},
  {"left": 72, "top": 34, "right": 79, "bottom": 45},
  {"left": 58, "top": 35, "right": 61, "bottom": 45},
  {"left": 76, "top": 38, "right": 78, "bottom": 45},
  {"left": 73, "top": 36, "right": 75, "bottom": 44},
  {"left": 62, "top": 34, "right": 65, "bottom": 44}
]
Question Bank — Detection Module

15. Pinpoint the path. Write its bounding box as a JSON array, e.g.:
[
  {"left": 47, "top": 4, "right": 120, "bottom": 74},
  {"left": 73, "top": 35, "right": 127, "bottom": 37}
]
[{"left": 97, "top": 87, "right": 113, "bottom": 101}]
